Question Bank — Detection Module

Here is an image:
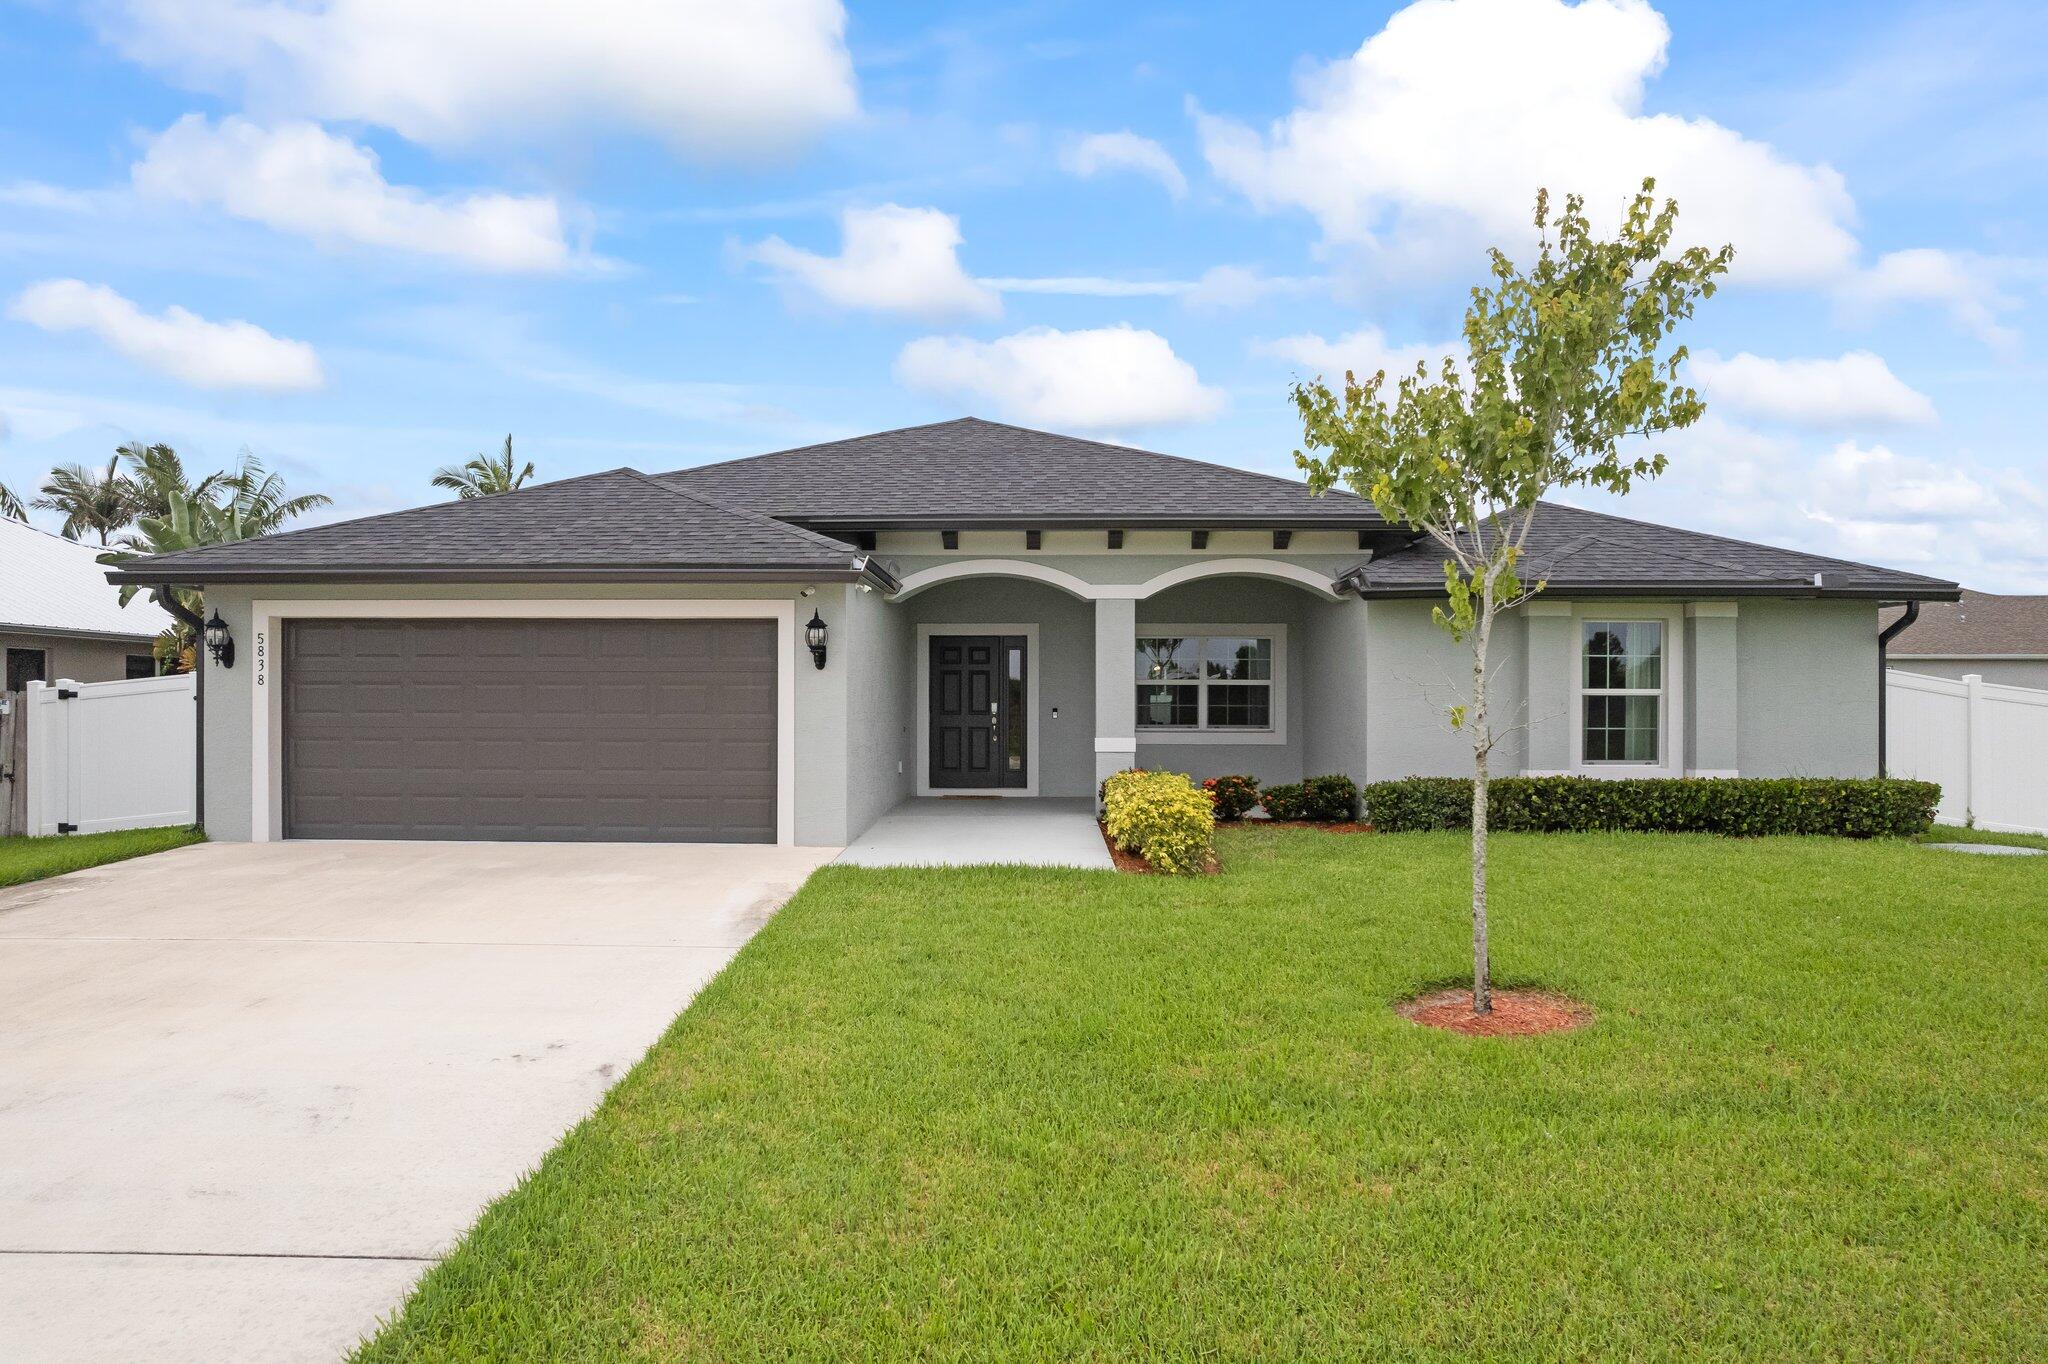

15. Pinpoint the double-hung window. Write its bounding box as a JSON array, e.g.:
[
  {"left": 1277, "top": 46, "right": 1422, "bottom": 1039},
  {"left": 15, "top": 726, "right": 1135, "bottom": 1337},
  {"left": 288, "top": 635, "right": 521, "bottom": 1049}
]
[
  {"left": 1581, "top": 620, "right": 1664, "bottom": 763},
  {"left": 1136, "top": 634, "right": 1275, "bottom": 732}
]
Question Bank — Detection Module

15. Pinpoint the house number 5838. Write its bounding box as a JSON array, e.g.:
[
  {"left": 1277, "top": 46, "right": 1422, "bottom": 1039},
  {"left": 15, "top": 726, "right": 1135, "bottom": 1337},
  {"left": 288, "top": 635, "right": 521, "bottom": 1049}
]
[{"left": 256, "top": 630, "right": 267, "bottom": 685}]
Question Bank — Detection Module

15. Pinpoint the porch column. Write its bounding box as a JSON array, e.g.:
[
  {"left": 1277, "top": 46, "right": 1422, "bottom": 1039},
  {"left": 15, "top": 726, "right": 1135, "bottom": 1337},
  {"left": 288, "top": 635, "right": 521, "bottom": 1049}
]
[{"left": 1093, "top": 595, "right": 1137, "bottom": 795}]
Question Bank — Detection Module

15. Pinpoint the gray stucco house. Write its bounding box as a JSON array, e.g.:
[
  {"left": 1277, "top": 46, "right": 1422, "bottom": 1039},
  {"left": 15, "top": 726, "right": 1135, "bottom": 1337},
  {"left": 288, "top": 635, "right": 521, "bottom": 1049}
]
[{"left": 108, "top": 418, "right": 1960, "bottom": 847}]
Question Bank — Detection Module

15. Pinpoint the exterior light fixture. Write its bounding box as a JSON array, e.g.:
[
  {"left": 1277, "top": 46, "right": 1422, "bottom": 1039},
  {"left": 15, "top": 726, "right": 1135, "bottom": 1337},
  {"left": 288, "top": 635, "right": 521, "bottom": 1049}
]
[
  {"left": 203, "top": 609, "right": 235, "bottom": 668},
  {"left": 805, "top": 610, "right": 828, "bottom": 670}
]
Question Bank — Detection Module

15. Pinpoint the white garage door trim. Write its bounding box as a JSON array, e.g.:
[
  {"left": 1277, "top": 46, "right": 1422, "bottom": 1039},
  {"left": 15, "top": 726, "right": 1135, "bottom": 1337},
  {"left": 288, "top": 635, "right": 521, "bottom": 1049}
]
[{"left": 249, "top": 599, "right": 798, "bottom": 846}]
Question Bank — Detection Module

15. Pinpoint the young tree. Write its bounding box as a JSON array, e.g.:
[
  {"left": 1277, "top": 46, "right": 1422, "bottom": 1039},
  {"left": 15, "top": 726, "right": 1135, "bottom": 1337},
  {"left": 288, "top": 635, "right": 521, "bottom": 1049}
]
[
  {"left": 1291, "top": 180, "right": 1731, "bottom": 1014},
  {"left": 433, "top": 435, "right": 534, "bottom": 500}
]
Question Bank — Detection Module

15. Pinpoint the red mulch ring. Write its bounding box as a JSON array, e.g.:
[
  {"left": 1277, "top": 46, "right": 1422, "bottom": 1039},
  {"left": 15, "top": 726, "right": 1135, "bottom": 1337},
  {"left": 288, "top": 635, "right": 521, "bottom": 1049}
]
[
  {"left": 1394, "top": 988, "right": 1593, "bottom": 1037},
  {"left": 1098, "top": 823, "right": 1222, "bottom": 875},
  {"left": 1234, "top": 819, "right": 1377, "bottom": 833}
]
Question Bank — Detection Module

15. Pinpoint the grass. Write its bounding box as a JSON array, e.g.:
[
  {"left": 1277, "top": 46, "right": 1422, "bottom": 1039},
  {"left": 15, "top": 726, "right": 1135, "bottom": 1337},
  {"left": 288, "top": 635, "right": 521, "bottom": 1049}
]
[
  {"left": 0, "top": 824, "right": 203, "bottom": 890},
  {"left": 360, "top": 828, "right": 2046, "bottom": 1362},
  {"left": 1922, "top": 822, "right": 2048, "bottom": 852}
]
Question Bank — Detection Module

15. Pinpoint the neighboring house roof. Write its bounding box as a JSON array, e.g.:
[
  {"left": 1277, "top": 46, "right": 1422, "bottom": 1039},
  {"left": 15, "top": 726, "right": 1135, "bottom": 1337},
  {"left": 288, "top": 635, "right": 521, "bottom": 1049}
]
[
  {"left": 657, "top": 417, "right": 1383, "bottom": 529},
  {"left": 1343, "top": 502, "right": 1959, "bottom": 602},
  {"left": 105, "top": 469, "right": 893, "bottom": 587},
  {"left": 1882, "top": 590, "right": 2048, "bottom": 656},
  {"left": 0, "top": 516, "right": 172, "bottom": 641}
]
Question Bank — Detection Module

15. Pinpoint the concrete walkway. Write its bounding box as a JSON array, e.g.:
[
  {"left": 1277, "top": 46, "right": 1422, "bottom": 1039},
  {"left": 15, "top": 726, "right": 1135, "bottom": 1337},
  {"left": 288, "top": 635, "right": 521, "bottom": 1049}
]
[
  {"left": 0, "top": 838, "right": 836, "bottom": 1362},
  {"left": 837, "top": 797, "right": 1114, "bottom": 869}
]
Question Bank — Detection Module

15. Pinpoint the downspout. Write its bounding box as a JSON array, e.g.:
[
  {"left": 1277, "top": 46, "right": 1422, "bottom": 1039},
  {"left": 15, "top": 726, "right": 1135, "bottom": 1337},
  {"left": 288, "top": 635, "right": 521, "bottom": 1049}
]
[
  {"left": 1876, "top": 600, "right": 1919, "bottom": 778},
  {"left": 161, "top": 586, "right": 206, "bottom": 834}
]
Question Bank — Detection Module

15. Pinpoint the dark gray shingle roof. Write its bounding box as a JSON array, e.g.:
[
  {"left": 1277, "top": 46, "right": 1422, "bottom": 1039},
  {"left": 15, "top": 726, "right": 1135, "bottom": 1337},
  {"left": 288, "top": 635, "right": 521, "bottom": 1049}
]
[
  {"left": 657, "top": 417, "right": 1381, "bottom": 527},
  {"left": 1882, "top": 590, "right": 2048, "bottom": 654},
  {"left": 107, "top": 469, "right": 876, "bottom": 583},
  {"left": 1346, "top": 502, "right": 1959, "bottom": 601}
]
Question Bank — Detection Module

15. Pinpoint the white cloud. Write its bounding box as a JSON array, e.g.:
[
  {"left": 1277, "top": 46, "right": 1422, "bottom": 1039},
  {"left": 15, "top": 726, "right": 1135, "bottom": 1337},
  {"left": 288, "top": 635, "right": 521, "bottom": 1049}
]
[
  {"left": 133, "top": 116, "right": 576, "bottom": 272},
  {"left": 1195, "top": 0, "right": 1858, "bottom": 286},
  {"left": 92, "top": 0, "right": 857, "bottom": 161},
  {"left": 8, "top": 279, "right": 324, "bottom": 392},
  {"left": 1254, "top": 324, "right": 1459, "bottom": 378},
  {"left": 1837, "top": 248, "right": 2022, "bottom": 351},
  {"left": 746, "top": 205, "right": 1001, "bottom": 320},
  {"left": 1807, "top": 441, "right": 1998, "bottom": 524},
  {"left": 1689, "top": 350, "right": 1937, "bottom": 429},
  {"left": 1061, "top": 131, "right": 1189, "bottom": 200},
  {"left": 895, "top": 325, "right": 1224, "bottom": 431}
]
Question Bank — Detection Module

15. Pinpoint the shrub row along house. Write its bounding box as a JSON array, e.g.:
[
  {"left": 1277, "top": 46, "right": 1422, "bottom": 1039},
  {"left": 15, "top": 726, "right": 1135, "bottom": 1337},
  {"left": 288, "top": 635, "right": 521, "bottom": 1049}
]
[{"left": 106, "top": 419, "right": 1961, "bottom": 846}]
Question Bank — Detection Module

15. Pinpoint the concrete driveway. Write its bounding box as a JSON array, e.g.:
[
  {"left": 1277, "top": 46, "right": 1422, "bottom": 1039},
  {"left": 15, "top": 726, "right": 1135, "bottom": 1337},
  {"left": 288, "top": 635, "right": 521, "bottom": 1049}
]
[{"left": 0, "top": 838, "right": 836, "bottom": 1362}]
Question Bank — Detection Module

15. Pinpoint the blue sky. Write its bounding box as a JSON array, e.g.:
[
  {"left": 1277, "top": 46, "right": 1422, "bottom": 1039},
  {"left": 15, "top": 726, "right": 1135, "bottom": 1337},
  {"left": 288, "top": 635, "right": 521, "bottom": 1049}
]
[{"left": 2, "top": 0, "right": 2044, "bottom": 586}]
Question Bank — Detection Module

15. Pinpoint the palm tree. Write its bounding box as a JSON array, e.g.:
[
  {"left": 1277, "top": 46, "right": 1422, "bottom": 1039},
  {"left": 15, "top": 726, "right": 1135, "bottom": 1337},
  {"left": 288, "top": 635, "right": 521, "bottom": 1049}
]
[
  {"left": 218, "top": 450, "right": 331, "bottom": 534},
  {"left": 34, "top": 456, "right": 137, "bottom": 543},
  {"left": 121, "top": 441, "right": 230, "bottom": 522},
  {"left": 433, "top": 435, "right": 534, "bottom": 500},
  {"left": 0, "top": 481, "right": 24, "bottom": 522}
]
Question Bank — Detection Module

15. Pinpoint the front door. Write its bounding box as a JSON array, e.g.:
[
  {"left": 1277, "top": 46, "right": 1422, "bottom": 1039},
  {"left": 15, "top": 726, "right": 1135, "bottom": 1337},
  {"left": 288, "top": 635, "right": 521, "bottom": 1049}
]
[{"left": 928, "top": 635, "right": 1027, "bottom": 789}]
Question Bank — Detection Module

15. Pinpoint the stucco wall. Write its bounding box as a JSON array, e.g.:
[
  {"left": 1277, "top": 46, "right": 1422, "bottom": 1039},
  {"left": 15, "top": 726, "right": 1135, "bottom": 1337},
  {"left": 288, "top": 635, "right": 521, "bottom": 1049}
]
[
  {"left": 1889, "top": 658, "right": 2048, "bottom": 690},
  {"left": 1738, "top": 599, "right": 1880, "bottom": 777},
  {"left": 193, "top": 581, "right": 847, "bottom": 844},
  {"left": 1365, "top": 600, "right": 1530, "bottom": 780},
  {"left": 842, "top": 583, "right": 912, "bottom": 836},
  {"left": 1302, "top": 594, "right": 1371, "bottom": 785},
  {"left": 2, "top": 630, "right": 153, "bottom": 686}
]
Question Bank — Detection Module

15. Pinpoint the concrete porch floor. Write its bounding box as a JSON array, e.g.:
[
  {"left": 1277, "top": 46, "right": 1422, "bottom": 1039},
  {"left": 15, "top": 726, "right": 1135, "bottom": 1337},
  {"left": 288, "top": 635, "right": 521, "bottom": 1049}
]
[{"left": 836, "top": 797, "right": 1114, "bottom": 869}]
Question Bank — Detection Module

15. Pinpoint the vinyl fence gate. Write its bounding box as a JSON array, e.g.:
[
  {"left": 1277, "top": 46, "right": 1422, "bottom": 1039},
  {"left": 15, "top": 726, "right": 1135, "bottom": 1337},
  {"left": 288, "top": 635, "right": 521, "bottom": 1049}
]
[{"left": 21, "top": 673, "right": 197, "bottom": 837}]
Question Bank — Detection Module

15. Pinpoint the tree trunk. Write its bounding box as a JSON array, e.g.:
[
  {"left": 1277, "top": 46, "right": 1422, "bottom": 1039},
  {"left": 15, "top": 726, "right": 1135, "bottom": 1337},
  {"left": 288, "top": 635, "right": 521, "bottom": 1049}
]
[{"left": 1470, "top": 583, "right": 1495, "bottom": 1015}]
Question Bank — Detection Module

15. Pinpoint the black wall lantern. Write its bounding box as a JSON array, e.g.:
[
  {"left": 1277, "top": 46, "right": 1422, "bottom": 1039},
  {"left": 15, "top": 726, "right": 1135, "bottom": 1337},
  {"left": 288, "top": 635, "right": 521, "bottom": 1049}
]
[
  {"left": 203, "top": 609, "right": 235, "bottom": 669},
  {"left": 805, "top": 610, "right": 828, "bottom": 669}
]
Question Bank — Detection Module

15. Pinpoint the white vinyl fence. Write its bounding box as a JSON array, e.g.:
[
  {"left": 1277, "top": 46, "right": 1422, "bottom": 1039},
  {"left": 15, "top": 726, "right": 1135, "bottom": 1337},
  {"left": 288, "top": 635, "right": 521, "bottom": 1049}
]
[
  {"left": 23, "top": 673, "right": 196, "bottom": 837},
  {"left": 1886, "top": 670, "right": 2048, "bottom": 835}
]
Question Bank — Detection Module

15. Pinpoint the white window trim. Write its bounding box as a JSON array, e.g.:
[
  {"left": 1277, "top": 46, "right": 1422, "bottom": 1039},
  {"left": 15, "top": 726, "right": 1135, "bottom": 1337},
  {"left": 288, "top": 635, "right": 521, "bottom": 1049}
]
[
  {"left": 1570, "top": 605, "right": 1683, "bottom": 777},
  {"left": 248, "top": 598, "right": 799, "bottom": 846},
  {"left": 1133, "top": 622, "right": 1288, "bottom": 747},
  {"left": 914, "top": 623, "right": 1041, "bottom": 797}
]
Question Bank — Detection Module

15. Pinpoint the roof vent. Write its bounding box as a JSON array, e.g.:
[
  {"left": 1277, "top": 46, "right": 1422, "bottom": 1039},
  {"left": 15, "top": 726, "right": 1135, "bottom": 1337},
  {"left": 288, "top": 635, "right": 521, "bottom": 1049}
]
[{"left": 1814, "top": 571, "right": 1845, "bottom": 591}]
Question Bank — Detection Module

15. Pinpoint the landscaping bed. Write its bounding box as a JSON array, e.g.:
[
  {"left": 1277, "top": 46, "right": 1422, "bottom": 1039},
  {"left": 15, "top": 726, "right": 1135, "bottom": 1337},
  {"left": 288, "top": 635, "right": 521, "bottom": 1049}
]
[{"left": 358, "top": 829, "right": 2048, "bottom": 1361}]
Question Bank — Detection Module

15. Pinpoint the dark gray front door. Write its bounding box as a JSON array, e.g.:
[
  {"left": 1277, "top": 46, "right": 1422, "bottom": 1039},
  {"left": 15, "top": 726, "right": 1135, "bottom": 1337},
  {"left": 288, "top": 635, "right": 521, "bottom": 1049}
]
[
  {"left": 283, "top": 618, "right": 777, "bottom": 842},
  {"left": 928, "top": 634, "right": 1027, "bottom": 789}
]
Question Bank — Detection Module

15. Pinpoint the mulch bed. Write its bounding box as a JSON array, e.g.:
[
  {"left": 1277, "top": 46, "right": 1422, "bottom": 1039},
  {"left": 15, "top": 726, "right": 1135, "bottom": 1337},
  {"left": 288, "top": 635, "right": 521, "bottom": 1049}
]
[
  {"left": 1394, "top": 988, "right": 1593, "bottom": 1037},
  {"left": 1098, "top": 823, "right": 1222, "bottom": 875}
]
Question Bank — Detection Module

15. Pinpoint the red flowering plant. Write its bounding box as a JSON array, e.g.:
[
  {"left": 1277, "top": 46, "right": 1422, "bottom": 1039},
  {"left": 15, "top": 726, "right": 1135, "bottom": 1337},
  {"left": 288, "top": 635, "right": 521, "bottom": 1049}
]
[{"left": 1202, "top": 774, "right": 1260, "bottom": 822}]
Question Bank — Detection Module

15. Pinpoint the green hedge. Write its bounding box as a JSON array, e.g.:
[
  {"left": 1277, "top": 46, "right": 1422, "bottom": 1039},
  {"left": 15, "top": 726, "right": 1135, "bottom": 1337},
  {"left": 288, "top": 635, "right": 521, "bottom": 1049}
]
[
  {"left": 1259, "top": 774, "right": 1360, "bottom": 822},
  {"left": 1361, "top": 776, "right": 1941, "bottom": 838}
]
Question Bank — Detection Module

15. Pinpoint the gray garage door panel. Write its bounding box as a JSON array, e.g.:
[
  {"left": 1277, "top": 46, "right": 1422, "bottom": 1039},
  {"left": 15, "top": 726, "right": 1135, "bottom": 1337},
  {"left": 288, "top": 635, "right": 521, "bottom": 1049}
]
[{"left": 284, "top": 618, "right": 777, "bottom": 842}]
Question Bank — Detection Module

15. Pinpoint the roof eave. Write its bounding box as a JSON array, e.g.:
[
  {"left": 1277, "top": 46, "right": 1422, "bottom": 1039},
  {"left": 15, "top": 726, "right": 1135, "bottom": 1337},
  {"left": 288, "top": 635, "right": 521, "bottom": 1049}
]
[
  {"left": 788, "top": 513, "right": 1385, "bottom": 531},
  {"left": 104, "top": 563, "right": 873, "bottom": 587},
  {"left": 0, "top": 620, "right": 164, "bottom": 644},
  {"left": 1349, "top": 579, "right": 1963, "bottom": 602}
]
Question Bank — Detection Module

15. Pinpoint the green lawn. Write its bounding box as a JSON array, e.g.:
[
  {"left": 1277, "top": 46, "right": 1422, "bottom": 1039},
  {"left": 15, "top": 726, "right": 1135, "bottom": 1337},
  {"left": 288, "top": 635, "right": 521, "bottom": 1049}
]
[
  {"left": 360, "top": 829, "right": 2046, "bottom": 1362},
  {"left": 0, "top": 825, "right": 203, "bottom": 890}
]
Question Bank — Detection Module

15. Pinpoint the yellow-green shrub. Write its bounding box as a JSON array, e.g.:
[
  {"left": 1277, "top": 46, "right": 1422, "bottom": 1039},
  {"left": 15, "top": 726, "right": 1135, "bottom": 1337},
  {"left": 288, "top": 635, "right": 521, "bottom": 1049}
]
[{"left": 1102, "top": 769, "right": 1215, "bottom": 874}]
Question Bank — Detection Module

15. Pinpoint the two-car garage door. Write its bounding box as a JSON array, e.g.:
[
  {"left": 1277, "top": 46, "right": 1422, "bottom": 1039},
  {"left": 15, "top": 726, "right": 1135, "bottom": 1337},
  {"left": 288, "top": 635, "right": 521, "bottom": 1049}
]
[{"left": 283, "top": 618, "right": 778, "bottom": 842}]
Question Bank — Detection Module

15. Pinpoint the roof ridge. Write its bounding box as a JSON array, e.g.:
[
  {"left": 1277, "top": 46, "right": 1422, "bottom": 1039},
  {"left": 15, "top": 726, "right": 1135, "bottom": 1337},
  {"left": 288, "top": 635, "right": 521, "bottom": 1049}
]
[
  {"left": 658, "top": 416, "right": 1371, "bottom": 508},
  {"left": 618, "top": 470, "right": 857, "bottom": 557}
]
